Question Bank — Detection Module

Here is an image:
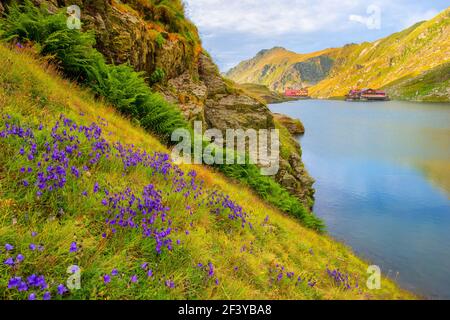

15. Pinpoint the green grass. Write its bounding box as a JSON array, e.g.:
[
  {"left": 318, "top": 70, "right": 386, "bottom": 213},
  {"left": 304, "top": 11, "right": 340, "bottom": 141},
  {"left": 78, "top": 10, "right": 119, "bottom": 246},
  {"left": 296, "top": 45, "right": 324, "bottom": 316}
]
[
  {"left": 383, "top": 63, "right": 450, "bottom": 102},
  {"left": 0, "top": 44, "right": 415, "bottom": 300},
  {"left": 236, "top": 83, "right": 291, "bottom": 104}
]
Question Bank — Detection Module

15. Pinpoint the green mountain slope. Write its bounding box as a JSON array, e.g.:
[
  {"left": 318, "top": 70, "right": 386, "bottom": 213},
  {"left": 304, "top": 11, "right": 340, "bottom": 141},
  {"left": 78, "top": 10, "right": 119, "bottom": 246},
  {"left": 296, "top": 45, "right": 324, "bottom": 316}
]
[
  {"left": 384, "top": 62, "right": 450, "bottom": 102},
  {"left": 0, "top": 44, "right": 415, "bottom": 300},
  {"left": 226, "top": 8, "right": 450, "bottom": 101},
  {"left": 235, "top": 83, "right": 295, "bottom": 104}
]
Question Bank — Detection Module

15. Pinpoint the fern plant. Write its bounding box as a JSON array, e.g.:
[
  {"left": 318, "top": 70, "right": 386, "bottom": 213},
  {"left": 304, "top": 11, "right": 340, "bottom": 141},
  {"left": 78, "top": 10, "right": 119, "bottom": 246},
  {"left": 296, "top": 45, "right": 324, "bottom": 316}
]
[{"left": 0, "top": 0, "right": 188, "bottom": 143}]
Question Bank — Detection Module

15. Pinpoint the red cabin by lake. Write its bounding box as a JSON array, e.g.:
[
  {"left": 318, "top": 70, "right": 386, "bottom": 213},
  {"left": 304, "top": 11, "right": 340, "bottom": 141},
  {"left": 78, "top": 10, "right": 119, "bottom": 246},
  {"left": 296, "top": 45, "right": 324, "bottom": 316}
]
[{"left": 285, "top": 88, "right": 309, "bottom": 97}]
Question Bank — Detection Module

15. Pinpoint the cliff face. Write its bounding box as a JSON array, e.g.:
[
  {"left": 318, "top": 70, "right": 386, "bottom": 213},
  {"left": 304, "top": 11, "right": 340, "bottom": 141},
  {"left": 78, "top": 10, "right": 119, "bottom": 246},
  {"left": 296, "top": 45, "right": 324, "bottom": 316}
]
[
  {"left": 15, "top": 0, "right": 315, "bottom": 207},
  {"left": 226, "top": 8, "right": 450, "bottom": 101}
]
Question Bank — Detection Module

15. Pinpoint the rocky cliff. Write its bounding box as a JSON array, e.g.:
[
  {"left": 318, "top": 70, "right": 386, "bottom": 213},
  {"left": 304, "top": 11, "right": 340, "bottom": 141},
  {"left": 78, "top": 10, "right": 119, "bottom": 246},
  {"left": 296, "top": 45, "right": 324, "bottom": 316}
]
[{"left": 7, "top": 0, "right": 315, "bottom": 208}]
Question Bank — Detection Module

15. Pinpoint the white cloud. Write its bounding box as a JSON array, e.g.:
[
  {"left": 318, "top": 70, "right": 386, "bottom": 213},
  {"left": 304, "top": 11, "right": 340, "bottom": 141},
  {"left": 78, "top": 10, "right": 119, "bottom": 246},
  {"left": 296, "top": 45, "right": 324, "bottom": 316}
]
[
  {"left": 185, "top": 0, "right": 443, "bottom": 36},
  {"left": 184, "top": 0, "right": 447, "bottom": 71},
  {"left": 184, "top": 0, "right": 360, "bottom": 36}
]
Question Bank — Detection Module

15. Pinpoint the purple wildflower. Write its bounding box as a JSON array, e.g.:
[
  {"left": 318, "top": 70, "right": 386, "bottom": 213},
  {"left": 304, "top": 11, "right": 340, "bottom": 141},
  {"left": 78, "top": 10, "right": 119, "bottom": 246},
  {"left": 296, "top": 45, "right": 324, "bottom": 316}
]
[
  {"left": 28, "top": 293, "right": 36, "bottom": 300},
  {"left": 165, "top": 280, "right": 175, "bottom": 289},
  {"left": 93, "top": 182, "right": 99, "bottom": 193},
  {"left": 4, "top": 257, "right": 14, "bottom": 266},
  {"left": 69, "top": 242, "right": 77, "bottom": 253},
  {"left": 43, "top": 291, "right": 51, "bottom": 300},
  {"left": 8, "top": 277, "right": 21, "bottom": 289},
  {"left": 5, "top": 244, "right": 13, "bottom": 251},
  {"left": 207, "top": 262, "right": 214, "bottom": 278},
  {"left": 103, "top": 274, "right": 111, "bottom": 284},
  {"left": 18, "top": 281, "right": 28, "bottom": 292},
  {"left": 70, "top": 265, "right": 79, "bottom": 273},
  {"left": 57, "top": 284, "right": 68, "bottom": 295}
]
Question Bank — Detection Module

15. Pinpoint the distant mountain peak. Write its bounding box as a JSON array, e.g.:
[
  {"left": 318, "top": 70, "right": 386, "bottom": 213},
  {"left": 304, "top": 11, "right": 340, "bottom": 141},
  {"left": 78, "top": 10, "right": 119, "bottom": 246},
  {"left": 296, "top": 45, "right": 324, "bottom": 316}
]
[{"left": 256, "top": 46, "right": 287, "bottom": 56}]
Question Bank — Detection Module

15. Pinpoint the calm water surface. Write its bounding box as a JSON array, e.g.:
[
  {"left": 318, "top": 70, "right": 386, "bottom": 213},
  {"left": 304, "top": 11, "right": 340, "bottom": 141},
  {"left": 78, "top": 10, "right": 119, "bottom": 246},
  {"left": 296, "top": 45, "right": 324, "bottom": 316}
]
[{"left": 270, "top": 99, "right": 450, "bottom": 299}]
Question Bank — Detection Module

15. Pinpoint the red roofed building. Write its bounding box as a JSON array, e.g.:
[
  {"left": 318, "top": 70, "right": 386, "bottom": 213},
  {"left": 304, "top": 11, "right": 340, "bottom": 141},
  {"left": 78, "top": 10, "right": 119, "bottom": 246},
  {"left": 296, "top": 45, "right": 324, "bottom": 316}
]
[{"left": 284, "top": 88, "right": 309, "bottom": 97}]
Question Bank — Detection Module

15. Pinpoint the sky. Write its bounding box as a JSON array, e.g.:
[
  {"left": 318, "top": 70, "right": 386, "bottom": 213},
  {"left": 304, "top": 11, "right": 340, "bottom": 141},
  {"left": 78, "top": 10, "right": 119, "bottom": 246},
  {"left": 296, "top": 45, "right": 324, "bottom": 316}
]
[{"left": 184, "top": 0, "right": 450, "bottom": 72}]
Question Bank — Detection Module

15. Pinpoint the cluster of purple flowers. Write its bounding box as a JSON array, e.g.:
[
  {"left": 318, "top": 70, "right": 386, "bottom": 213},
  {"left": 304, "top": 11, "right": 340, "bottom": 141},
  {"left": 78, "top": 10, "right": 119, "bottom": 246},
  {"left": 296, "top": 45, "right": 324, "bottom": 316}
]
[
  {"left": 2, "top": 237, "right": 69, "bottom": 300},
  {"left": 3, "top": 242, "right": 29, "bottom": 267},
  {"left": 206, "top": 191, "right": 252, "bottom": 229},
  {"left": 268, "top": 264, "right": 309, "bottom": 288},
  {"left": 0, "top": 115, "right": 113, "bottom": 197},
  {"left": 0, "top": 114, "right": 343, "bottom": 298},
  {"left": 326, "top": 267, "right": 358, "bottom": 290},
  {"left": 0, "top": 231, "right": 72, "bottom": 300},
  {"left": 197, "top": 262, "right": 220, "bottom": 286}
]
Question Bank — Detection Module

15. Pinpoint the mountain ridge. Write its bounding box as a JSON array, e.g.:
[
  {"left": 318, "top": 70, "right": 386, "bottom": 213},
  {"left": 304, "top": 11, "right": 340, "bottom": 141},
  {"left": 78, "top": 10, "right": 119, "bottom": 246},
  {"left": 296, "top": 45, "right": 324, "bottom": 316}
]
[{"left": 226, "top": 8, "right": 450, "bottom": 101}]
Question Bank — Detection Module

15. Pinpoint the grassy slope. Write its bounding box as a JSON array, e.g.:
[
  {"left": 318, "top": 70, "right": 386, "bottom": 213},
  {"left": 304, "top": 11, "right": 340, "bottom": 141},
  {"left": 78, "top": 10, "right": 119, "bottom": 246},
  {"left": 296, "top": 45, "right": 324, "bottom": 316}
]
[
  {"left": 235, "top": 83, "right": 293, "bottom": 104},
  {"left": 384, "top": 62, "right": 450, "bottom": 102},
  {"left": 0, "top": 45, "right": 414, "bottom": 300}
]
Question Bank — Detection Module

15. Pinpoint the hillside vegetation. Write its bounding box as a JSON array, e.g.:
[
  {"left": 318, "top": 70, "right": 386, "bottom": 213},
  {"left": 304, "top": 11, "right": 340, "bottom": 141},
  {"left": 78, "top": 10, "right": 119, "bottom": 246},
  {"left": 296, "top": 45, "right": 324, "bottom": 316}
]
[
  {"left": 0, "top": 1, "right": 324, "bottom": 231},
  {"left": 226, "top": 8, "right": 450, "bottom": 101},
  {"left": 236, "top": 83, "right": 296, "bottom": 104},
  {"left": 0, "top": 43, "right": 415, "bottom": 300}
]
